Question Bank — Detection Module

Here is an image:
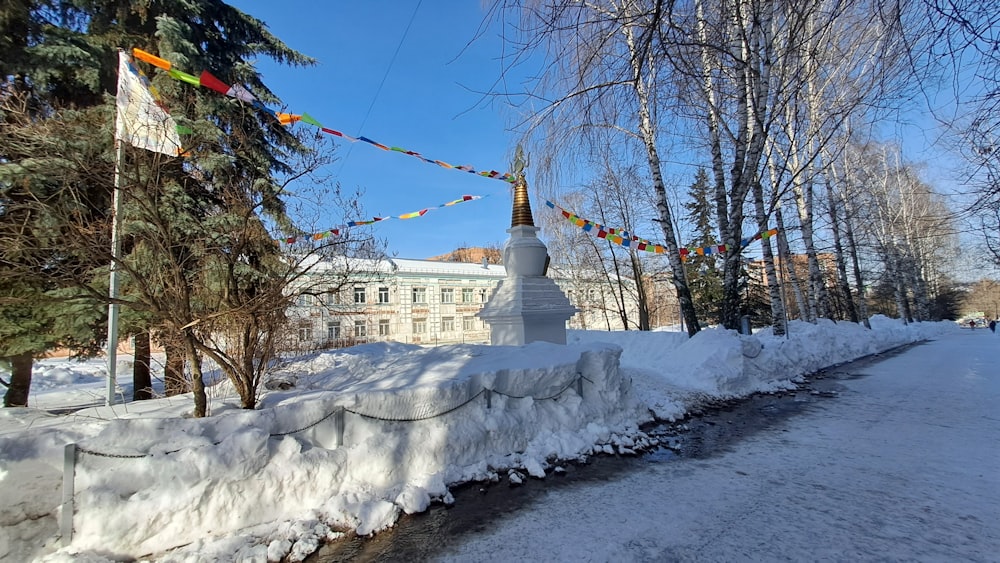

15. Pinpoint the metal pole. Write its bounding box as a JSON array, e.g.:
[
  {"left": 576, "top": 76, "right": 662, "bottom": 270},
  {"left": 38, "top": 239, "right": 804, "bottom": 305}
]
[
  {"left": 105, "top": 139, "right": 125, "bottom": 406},
  {"left": 334, "top": 408, "right": 345, "bottom": 447},
  {"left": 61, "top": 443, "right": 76, "bottom": 545}
]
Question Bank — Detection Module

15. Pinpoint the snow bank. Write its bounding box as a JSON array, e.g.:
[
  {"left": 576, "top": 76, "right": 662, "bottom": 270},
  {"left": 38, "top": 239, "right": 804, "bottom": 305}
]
[
  {"left": 748, "top": 317, "right": 958, "bottom": 382},
  {"left": 50, "top": 342, "right": 643, "bottom": 559}
]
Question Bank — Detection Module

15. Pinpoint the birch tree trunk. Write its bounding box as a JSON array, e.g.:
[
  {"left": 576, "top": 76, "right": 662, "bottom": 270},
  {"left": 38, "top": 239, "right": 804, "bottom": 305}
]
[
  {"left": 752, "top": 179, "right": 787, "bottom": 335},
  {"left": 623, "top": 16, "right": 700, "bottom": 335},
  {"left": 706, "top": 0, "right": 775, "bottom": 331},
  {"left": 775, "top": 206, "right": 808, "bottom": 322},
  {"left": 841, "top": 194, "right": 871, "bottom": 328},
  {"left": 824, "top": 164, "right": 860, "bottom": 323}
]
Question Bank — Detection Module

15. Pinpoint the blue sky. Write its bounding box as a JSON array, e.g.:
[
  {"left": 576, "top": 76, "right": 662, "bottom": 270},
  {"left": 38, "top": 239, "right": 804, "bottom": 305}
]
[
  {"left": 227, "top": 1, "right": 529, "bottom": 258},
  {"left": 223, "top": 2, "right": 980, "bottom": 269}
]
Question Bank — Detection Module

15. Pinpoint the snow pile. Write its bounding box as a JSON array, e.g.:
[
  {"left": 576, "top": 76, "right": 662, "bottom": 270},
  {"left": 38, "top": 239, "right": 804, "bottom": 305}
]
[
  {"left": 747, "top": 316, "right": 956, "bottom": 381},
  {"left": 0, "top": 319, "right": 956, "bottom": 562}
]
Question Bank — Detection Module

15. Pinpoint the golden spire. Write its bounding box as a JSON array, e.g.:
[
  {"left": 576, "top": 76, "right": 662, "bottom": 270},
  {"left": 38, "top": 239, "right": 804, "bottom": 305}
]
[{"left": 510, "top": 145, "right": 535, "bottom": 227}]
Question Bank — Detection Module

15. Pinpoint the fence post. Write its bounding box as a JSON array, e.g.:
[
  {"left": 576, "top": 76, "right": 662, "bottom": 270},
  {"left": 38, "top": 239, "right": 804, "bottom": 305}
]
[
  {"left": 576, "top": 375, "right": 583, "bottom": 398},
  {"left": 61, "top": 443, "right": 76, "bottom": 546},
  {"left": 334, "top": 407, "right": 345, "bottom": 448},
  {"left": 484, "top": 389, "right": 492, "bottom": 409}
]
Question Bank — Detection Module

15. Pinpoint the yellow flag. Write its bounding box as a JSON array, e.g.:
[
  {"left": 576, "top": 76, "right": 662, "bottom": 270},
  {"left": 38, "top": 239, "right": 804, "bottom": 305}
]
[{"left": 115, "top": 51, "right": 181, "bottom": 156}]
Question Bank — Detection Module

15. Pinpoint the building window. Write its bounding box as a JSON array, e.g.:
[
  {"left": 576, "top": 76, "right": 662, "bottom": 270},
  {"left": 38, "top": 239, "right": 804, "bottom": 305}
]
[
  {"left": 463, "top": 316, "right": 475, "bottom": 331},
  {"left": 588, "top": 289, "right": 596, "bottom": 301},
  {"left": 479, "top": 289, "right": 487, "bottom": 303},
  {"left": 298, "top": 326, "right": 312, "bottom": 341},
  {"left": 354, "top": 320, "right": 367, "bottom": 337},
  {"left": 327, "top": 289, "right": 342, "bottom": 305},
  {"left": 413, "top": 318, "right": 427, "bottom": 334},
  {"left": 297, "top": 294, "right": 313, "bottom": 307},
  {"left": 327, "top": 321, "right": 340, "bottom": 340},
  {"left": 462, "top": 288, "right": 474, "bottom": 303},
  {"left": 441, "top": 316, "right": 455, "bottom": 332},
  {"left": 354, "top": 287, "right": 366, "bottom": 304},
  {"left": 412, "top": 287, "right": 427, "bottom": 304},
  {"left": 378, "top": 287, "right": 390, "bottom": 304},
  {"left": 379, "top": 319, "right": 390, "bottom": 336},
  {"left": 441, "top": 288, "right": 454, "bottom": 304}
]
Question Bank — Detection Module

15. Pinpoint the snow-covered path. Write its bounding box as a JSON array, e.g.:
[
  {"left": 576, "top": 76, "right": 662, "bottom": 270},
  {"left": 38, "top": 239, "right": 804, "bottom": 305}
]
[{"left": 436, "top": 331, "right": 1000, "bottom": 562}]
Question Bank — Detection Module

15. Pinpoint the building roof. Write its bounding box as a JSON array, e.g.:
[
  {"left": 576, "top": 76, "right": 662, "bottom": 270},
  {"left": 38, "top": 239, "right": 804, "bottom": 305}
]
[
  {"left": 390, "top": 258, "right": 506, "bottom": 278},
  {"left": 296, "top": 254, "right": 506, "bottom": 279}
]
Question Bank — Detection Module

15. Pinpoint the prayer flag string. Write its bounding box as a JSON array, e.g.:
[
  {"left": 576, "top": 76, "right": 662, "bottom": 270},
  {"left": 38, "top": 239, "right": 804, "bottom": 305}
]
[
  {"left": 132, "top": 48, "right": 516, "bottom": 184},
  {"left": 279, "top": 195, "right": 486, "bottom": 244},
  {"left": 544, "top": 200, "right": 778, "bottom": 259}
]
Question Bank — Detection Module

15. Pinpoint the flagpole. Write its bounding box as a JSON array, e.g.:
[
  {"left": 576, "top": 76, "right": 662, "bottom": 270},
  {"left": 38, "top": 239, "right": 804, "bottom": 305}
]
[
  {"left": 106, "top": 136, "right": 125, "bottom": 407},
  {"left": 107, "top": 49, "right": 183, "bottom": 406}
]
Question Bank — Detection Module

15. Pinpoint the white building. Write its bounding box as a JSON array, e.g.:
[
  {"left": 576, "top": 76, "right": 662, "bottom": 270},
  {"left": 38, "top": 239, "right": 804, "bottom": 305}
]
[
  {"left": 288, "top": 256, "right": 679, "bottom": 349},
  {"left": 289, "top": 257, "right": 507, "bottom": 348}
]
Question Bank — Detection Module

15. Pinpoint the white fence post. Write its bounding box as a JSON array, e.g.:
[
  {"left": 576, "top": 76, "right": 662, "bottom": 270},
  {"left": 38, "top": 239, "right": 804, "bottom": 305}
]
[{"left": 61, "top": 443, "right": 76, "bottom": 546}]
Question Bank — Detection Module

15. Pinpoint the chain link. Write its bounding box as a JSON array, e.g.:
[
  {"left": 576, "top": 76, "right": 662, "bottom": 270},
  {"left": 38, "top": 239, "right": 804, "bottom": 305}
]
[
  {"left": 492, "top": 374, "right": 580, "bottom": 401},
  {"left": 76, "top": 446, "right": 150, "bottom": 459},
  {"left": 345, "top": 388, "right": 486, "bottom": 422},
  {"left": 270, "top": 406, "right": 342, "bottom": 436}
]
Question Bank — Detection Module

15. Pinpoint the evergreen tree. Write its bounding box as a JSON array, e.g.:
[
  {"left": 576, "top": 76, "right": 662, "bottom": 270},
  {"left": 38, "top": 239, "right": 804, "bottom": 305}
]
[
  {"left": 0, "top": 1, "right": 324, "bottom": 413},
  {"left": 684, "top": 168, "right": 724, "bottom": 326}
]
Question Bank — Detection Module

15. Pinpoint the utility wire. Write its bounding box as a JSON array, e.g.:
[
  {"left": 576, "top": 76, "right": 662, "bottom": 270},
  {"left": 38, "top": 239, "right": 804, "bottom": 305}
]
[{"left": 335, "top": 1, "right": 424, "bottom": 179}]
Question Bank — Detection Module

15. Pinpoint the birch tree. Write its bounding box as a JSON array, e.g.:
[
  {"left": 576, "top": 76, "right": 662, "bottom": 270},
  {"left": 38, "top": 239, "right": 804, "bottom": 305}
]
[{"left": 505, "top": 0, "right": 701, "bottom": 335}]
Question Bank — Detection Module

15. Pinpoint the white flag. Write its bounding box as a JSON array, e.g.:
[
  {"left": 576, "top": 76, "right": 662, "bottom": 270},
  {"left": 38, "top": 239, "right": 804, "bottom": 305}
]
[{"left": 115, "top": 51, "right": 182, "bottom": 156}]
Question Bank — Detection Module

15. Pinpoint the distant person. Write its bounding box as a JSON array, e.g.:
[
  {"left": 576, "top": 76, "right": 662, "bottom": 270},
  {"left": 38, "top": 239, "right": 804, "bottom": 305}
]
[
  {"left": 969, "top": 320, "right": 975, "bottom": 330},
  {"left": 990, "top": 320, "right": 997, "bottom": 333}
]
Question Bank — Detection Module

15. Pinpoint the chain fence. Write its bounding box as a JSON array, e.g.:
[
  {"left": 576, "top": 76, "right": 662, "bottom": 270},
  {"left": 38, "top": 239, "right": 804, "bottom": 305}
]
[{"left": 61, "top": 370, "right": 587, "bottom": 545}]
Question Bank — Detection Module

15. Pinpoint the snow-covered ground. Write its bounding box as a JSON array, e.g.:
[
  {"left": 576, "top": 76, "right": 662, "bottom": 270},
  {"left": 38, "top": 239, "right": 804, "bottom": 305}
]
[{"left": 0, "top": 317, "right": 956, "bottom": 562}]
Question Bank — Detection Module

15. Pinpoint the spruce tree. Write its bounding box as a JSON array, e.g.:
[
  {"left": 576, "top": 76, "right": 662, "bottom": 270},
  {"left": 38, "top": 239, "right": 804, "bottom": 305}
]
[
  {"left": 1, "top": 1, "right": 317, "bottom": 413},
  {"left": 684, "top": 168, "right": 724, "bottom": 326}
]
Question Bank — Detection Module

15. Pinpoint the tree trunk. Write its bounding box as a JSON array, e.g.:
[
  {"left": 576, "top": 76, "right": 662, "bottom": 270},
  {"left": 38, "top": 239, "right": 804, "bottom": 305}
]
[
  {"left": 163, "top": 335, "right": 187, "bottom": 396},
  {"left": 775, "top": 208, "right": 806, "bottom": 321},
  {"left": 3, "top": 352, "right": 33, "bottom": 407},
  {"left": 909, "top": 248, "right": 931, "bottom": 321},
  {"left": 842, "top": 195, "right": 871, "bottom": 328},
  {"left": 753, "top": 173, "right": 786, "bottom": 336},
  {"left": 887, "top": 246, "right": 910, "bottom": 324},
  {"left": 623, "top": 20, "right": 699, "bottom": 336},
  {"left": 133, "top": 331, "right": 153, "bottom": 401},
  {"left": 630, "top": 253, "right": 651, "bottom": 331},
  {"left": 183, "top": 330, "right": 208, "bottom": 417},
  {"left": 825, "top": 178, "right": 859, "bottom": 323},
  {"left": 608, "top": 251, "right": 631, "bottom": 330},
  {"left": 792, "top": 177, "right": 828, "bottom": 321}
]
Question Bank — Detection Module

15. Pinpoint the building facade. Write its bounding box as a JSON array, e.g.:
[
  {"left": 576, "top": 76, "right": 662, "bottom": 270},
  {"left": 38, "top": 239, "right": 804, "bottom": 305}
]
[
  {"left": 289, "top": 258, "right": 507, "bottom": 349},
  {"left": 289, "top": 256, "right": 679, "bottom": 350}
]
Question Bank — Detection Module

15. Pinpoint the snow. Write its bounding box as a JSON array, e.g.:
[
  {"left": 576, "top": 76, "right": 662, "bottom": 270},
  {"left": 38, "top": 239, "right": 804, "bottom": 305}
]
[
  {"left": 0, "top": 316, "right": 957, "bottom": 562},
  {"left": 439, "top": 325, "right": 1000, "bottom": 562}
]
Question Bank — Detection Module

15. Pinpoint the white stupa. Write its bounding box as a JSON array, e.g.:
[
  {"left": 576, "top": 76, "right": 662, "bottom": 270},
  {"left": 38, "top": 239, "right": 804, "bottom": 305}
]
[{"left": 477, "top": 162, "right": 577, "bottom": 346}]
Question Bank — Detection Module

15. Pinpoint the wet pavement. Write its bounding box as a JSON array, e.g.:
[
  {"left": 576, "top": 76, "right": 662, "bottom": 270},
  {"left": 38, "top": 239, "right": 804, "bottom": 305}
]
[{"left": 307, "top": 344, "right": 918, "bottom": 562}]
